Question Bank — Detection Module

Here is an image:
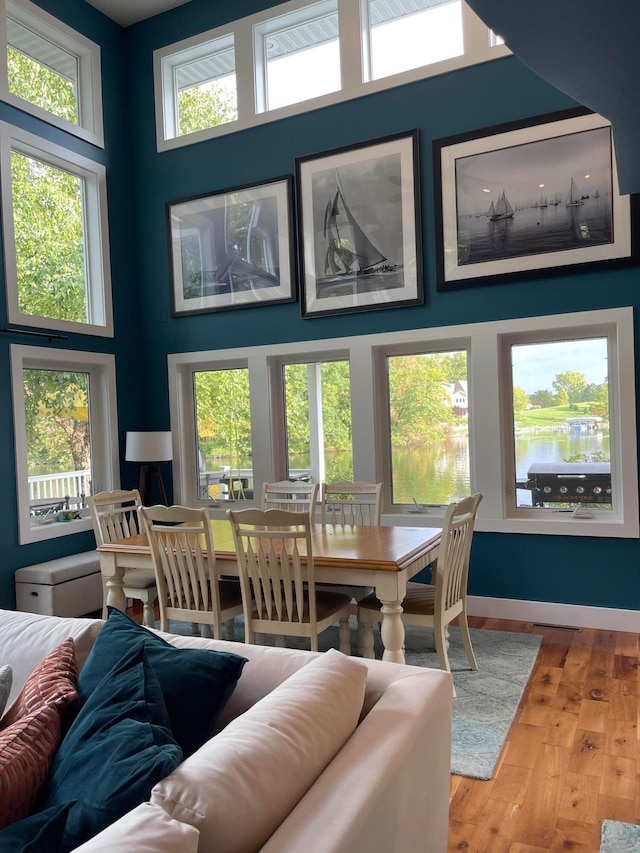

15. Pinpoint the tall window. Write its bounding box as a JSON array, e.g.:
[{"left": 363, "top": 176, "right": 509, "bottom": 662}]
[
  {"left": 283, "top": 360, "right": 352, "bottom": 483},
  {"left": 194, "top": 367, "right": 253, "bottom": 502},
  {"left": 254, "top": 0, "right": 340, "bottom": 112},
  {"left": 510, "top": 337, "right": 611, "bottom": 511},
  {"left": 11, "top": 346, "right": 119, "bottom": 544},
  {"left": 0, "top": 124, "right": 113, "bottom": 336},
  {"left": 363, "top": 0, "right": 463, "bottom": 82},
  {"left": 386, "top": 349, "right": 469, "bottom": 506},
  {"left": 2, "top": 0, "right": 103, "bottom": 145}
]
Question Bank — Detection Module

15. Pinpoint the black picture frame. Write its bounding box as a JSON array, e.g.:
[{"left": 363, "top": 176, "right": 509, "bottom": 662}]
[
  {"left": 295, "top": 130, "right": 423, "bottom": 318},
  {"left": 167, "top": 175, "right": 295, "bottom": 315},
  {"left": 433, "top": 107, "right": 636, "bottom": 291}
]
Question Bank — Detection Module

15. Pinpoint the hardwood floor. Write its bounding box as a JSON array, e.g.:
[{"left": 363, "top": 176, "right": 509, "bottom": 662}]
[{"left": 448, "top": 616, "right": 639, "bottom": 852}]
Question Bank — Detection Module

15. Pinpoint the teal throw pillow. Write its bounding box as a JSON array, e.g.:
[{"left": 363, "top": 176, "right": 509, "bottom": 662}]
[
  {"left": 0, "top": 802, "right": 73, "bottom": 853},
  {"left": 78, "top": 607, "right": 247, "bottom": 756},
  {"left": 40, "top": 640, "right": 182, "bottom": 852}
]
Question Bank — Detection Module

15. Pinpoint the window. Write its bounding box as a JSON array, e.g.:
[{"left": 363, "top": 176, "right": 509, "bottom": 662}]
[
  {"left": 11, "top": 345, "right": 119, "bottom": 544},
  {"left": 194, "top": 366, "right": 254, "bottom": 503},
  {"left": 1, "top": 0, "right": 103, "bottom": 146},
  {"left": 154, "top": 0, "right": 508, "bottom": 151},
  {"left": 385, "top": 349, "right": 469, "bottom": 506},
  {"left": 254, "top": 0, "right": 340, "bottom": 112},
  {"left": 169, "top": 307, "right": 636, "bottom": 539},
  {"left": 363, "top": 0, "right": 463, "bottom": 82},
  {"left": 283, "top": 359, "right": 353, "bottom": 482},
  {"left": 508, "top": 335, "right": 612, "bottom": 512},
  {"left": 0, "top": 123, "right": 113, "bottom": 336}
]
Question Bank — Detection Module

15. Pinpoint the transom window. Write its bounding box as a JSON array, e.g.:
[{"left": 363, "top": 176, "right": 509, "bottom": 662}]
[
  {"left": 154, "top": 0, "right": 508, "bottom": 151},
  {"left": 1, "top": 0, "right": 103, "bottom": 146},
  {"left": 0, "top": 123, "right": 113, "bottom": 336}
]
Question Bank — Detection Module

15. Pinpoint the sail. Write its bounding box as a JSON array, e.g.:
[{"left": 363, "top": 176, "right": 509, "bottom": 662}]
[
  {"left": 489, "top": 191, "right": 514, "bottom": 221},
  {"left": 566, "top": 176, "right": 584, "bottom": 207},
  {"left": 322, "top": 175, "right": 386, "bottom": 277},
  {"left": 487, "top": 200, "right": 495, "bottom": 217}
]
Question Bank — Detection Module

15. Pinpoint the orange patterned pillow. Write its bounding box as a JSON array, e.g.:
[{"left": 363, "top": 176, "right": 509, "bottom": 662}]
[
  {"left": 0, "top": 704, "right": 63, "bottom": 829},
  {"left": 1, "top": 637, "right": 79, "bottom": 729},
  {"left": 0, "top": 638, "right": 80, "bottom": 830}
]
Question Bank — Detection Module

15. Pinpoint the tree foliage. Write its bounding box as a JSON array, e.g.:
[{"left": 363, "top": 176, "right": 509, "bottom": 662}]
[{"left": 177, "top": 81, "right": 237, "bottom": 137}]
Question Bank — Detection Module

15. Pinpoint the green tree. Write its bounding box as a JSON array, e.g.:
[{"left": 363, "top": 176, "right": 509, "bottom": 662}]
[
  {"left": 513, "top": 386, "right": 530, "bottom": 413},
  {"left": 529, "top": 389, "right": 555, "bottom": 407},
  {"left": 388, "top": 354, "right": 454, "bottom": 448},
  {"left": 552, "top": 371, "right": 588, "bottom": 404},
  {"left": 178, "top": 82, "right": 237, "bottom": 136}
]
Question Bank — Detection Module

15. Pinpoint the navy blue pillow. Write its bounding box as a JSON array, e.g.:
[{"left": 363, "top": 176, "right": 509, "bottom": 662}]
[
  {"left": 0, "top": 802, "right": 73, "bottom": 853},
  {"left": 78, "top": 607, "right": 247, "bottom": 756},
  {"left": 40, "top": 640, "right": 182, "bottom": 852}
]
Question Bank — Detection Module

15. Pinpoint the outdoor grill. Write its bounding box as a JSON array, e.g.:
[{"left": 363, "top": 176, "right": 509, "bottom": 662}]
[{"left": 525, "top": 462, "right": 612, "bottom": 505}]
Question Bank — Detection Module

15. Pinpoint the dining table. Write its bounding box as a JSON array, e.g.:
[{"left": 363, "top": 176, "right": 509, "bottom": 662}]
[{"left": 96, "top": 518, "right": 442, "bottom": 665}]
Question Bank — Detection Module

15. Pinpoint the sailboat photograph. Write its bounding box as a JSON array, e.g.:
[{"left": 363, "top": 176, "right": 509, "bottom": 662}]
[
  {"left": 296, "top": 131, "right": 422, "bottom": 318},
  {"left": 436, "top": 110, "right": 632, "bottom": 291}
]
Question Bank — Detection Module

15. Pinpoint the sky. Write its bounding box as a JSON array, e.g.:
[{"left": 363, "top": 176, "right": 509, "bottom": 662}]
[{"left": 511, "top": 338, "right": 608, "bottom": 394}]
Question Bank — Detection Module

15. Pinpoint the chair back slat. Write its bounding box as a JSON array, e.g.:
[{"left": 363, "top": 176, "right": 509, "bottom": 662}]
[
  {"left": 321, "top": 481, "right": 382, "bottom": 527},
  {"left": 435, "top": 494, "right": 482, "bottom": 613},
  {"left": 88, "top": 489, "right": 142, "bottom": 546},
  {"left": 261, "top": 481, "right": 319, "bottom": 516},
  {"left": 229, "top": 508, "right": 314, "bottom": 629}
]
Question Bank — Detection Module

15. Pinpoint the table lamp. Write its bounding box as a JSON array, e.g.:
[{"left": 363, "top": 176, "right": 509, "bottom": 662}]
[{"left": 125, "top": 431, "right": 173, "bottom": 505}]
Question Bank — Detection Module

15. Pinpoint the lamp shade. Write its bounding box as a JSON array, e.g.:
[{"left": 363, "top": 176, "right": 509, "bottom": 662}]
[{"left": 125, "top": 431, "right": 173, "bottom": 463}]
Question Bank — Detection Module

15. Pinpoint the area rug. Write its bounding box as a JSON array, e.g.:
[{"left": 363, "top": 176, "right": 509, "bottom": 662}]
[
  {"left": 161, "top": 617, "right": 542, "bottom": 780},
  {"left": 600, "top": 820, "right": 640, "bottom": 853}
]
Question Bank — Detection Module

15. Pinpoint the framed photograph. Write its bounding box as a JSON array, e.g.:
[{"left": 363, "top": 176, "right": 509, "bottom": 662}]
[
  {"left": 167, "top": 176, "right": 295, "bottom": 315},
  {"left": 434, "top": 108, "right": 636, "bottom": 291},
  {"left": 296, "top": 130, "right": 422, "bottom": 318}
]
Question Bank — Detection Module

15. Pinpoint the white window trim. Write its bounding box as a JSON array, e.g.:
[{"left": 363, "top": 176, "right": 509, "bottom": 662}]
[
  {"left": 11, "top": 345, "right": 120, "bottom": 544},
  {"left": 0, "top": 0, "right": 104, "bottom": 147},
  {"left": 154, "top": 0, "right": 510, "bottom": 152},
  {"left": 0, "top": 122, "right": 113, "bottom": 337},
  {"left": 168, "top": 307, "right": 638, "bottom": 539}
]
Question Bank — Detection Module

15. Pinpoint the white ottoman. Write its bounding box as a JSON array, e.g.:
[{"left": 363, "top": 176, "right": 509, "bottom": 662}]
[{"left": 15, "top": 552, "right": 102, "bottom": 618}]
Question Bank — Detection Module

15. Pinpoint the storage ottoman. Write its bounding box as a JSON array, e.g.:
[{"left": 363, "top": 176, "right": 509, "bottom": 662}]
[{"left": 15, "top": 552, "right": 102, "bottom": 617}]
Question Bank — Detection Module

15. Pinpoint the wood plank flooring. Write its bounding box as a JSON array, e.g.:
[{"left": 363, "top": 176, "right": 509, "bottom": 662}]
[{"left": 448, "top": 616, "right": 639, "bottom": 852}]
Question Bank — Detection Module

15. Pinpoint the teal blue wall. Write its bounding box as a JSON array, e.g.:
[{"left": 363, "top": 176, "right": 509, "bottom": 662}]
[{"left": 0, "top": 0, "right": 638, "bottom": 613}]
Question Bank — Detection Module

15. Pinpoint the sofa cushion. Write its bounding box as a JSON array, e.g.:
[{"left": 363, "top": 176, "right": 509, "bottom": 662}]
[
  {"left": 71, "top": 802, "right": 200, "bottom": 852},
  {"left": 1, "top": 637, "right": 79, "bottom": 729},
  {"left": 78, "top": 608, "right": 247, "bottom": 756},
  {"left": 0, "top": 609, "right": 102, "bottom": 706},
  {"left": 40, "top": 640, "right": 183, "bottom": 851},
  {"left": 0, "top": 666, "right": 11, "bottom": 717},
  {"left": 151, "top": 648, "right": 368, "bottom": 853},
  {"left": 0, "top": 640, "right": 80, "bottom": 830},
  {"left": 0, "top": 802, "right": 74, "bottom": 853}
]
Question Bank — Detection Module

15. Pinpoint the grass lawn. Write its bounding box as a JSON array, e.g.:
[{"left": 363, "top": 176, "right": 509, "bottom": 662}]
[{"left": 514, "top": 403, "right": 602, "bottom": 430}]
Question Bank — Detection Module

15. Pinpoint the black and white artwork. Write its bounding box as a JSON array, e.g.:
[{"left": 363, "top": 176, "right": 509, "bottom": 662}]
[
  {"left": 167, "top": 176, "right": 295, "bottom": 315},
  {"left": 434, "top": 109, "right": 635, "bottom": 290},
  {"left": 296, "top": 131, "right": 423, "bottom": 317}
]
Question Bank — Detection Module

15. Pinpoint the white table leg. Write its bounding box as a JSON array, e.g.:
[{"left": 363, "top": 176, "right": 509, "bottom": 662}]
[
  {"left": 379, "top": 599, "right": 406, "bottom": 664},
  {"left": 100, "top": 554, "right": 126, "bottom": 614}
]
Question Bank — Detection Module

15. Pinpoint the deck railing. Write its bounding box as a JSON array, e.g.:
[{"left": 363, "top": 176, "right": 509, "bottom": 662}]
[{"left": 28, "top": 470, "right": 91, "bottom": 505}]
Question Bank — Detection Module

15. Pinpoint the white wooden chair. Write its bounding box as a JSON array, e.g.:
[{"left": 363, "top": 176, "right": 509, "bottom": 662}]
[
  {"left": 227, "top": 507, "right": 352, "bottom": 653},
  {"left": 138, "top": 504, "right": 243, "bottom": 638},
  {"left": 358, "top": 493, "right": 483, "bottom": 695},
  {"left": 261, "top": 480, "right": 319, "bottom": 516},
  {"left": 321, "top": 481, "right": 382, "bottom": 527},
  {"left": 88, "top": 488, "right": 158, "bottom": 627},
  {"left": 320, "top": 480, "right": 383, "bottom": 611}
]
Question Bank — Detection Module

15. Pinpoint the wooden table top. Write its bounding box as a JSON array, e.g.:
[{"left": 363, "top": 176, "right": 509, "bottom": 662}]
[{"left": 98, "top": 519, "right": 442, "bottom": 574}]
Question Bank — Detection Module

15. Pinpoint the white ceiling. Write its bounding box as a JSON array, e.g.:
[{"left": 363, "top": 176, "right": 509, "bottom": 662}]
[{"left": 83, "top": 0, "right": 192, "bottom": 27}]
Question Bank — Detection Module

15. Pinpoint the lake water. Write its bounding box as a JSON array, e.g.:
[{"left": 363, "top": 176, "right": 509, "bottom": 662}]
[{"left": 457, "top": 196, "right": 613, "bottom": 265}]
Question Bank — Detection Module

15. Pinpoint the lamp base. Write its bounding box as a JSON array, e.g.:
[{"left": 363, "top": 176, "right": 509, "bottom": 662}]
[{"left": 139, "top": 464, "right": 168, "bottom": 506}]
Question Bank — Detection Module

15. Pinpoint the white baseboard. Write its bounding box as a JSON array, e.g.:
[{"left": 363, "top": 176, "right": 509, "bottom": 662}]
[{"left": 467, "top": 596, "right": 639, "bottom": 633}]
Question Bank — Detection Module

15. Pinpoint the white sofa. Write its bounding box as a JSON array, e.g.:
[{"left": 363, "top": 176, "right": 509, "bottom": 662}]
[{"left": 0, "top": 608, "right": 452, "bottom": 852}]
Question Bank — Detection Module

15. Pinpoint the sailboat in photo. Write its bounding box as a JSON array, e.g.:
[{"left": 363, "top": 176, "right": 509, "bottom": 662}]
[
  {"left": 566, "top": 176, "right": 584, "bottom": 207},
  {"left": 488, "top": 191, "right": 514, "bottom": 221},
  {"left": 320, "top": 172, "right": 391, "bottom": 285}
]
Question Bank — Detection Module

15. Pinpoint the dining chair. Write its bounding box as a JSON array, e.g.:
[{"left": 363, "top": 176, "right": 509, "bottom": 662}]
[
  {"left": 227, "top": 507, "right": 352, "bottom": 653},
  {"left": 88, "top": 489, "right": 158, "bottom": 627},
  {"left": 138, "top": 504, "right": 243, "bottom": 638},
  {"left": 261, "top": 480, "right": 319, "bottom": 516},
  {"left": 358, "top": 493, "right": 483, "bottom": 693},
  {"left": 320, "top": 480, "right": 383, "bottom": 612}
]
